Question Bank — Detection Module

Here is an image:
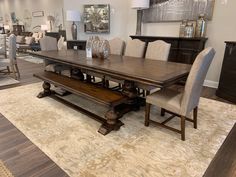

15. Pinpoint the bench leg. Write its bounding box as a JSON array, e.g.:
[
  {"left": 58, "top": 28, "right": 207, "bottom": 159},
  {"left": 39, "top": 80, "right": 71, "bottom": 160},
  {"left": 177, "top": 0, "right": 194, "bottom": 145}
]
[
  {"left": 98, "top": 109, "right": 123, "bottom": 135},
  {"left": 37, "top": 82, "right": 53, "bottom": 98}
]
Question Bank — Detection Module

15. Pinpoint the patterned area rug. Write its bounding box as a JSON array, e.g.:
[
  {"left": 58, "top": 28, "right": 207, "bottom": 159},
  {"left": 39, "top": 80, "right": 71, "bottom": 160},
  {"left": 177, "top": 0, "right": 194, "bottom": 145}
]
[
  {"left": 0, "top": 83, "right": 235, "bottom": 177},
  {"left": 17, "top": 55, "right": 44, "bottom": 64},
  {"left": 0, "top": 76, "right": 19, "bottom": 87},
  {"left": 0, "top": 160, "right": 14, "bottom": 177}
]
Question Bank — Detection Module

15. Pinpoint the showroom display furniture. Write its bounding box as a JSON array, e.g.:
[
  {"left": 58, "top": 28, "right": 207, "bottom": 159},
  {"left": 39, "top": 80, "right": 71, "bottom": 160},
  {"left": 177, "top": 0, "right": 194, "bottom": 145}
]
[
  {"left": 216, "top": 41, "right": 236, "bottom": 103},
  {"left": 145, "top": 48, "right": 216, "bottom": 140},
  {"left": 0, "top": 34, "right": 7, "bottom": 58},
  {"left": 0, "top": 34, "right": 20, "bottom": 79},
  {"left": 124, "top": 39, "right": 145, "bottom": 58},
  {"left": 30, "top": 50, "right": 191, "bottom": 135},
  {"left": 130, "top": 35, "right": 208, "bottom": 64},
  {"left": 139, "top": 40, "right": 171, "bottom": 95}
]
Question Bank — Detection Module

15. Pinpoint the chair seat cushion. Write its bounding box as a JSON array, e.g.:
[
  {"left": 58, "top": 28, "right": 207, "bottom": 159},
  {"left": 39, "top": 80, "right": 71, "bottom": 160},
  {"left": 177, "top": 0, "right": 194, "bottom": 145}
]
[{"left": 146, "top": 88, "right": 183, "bottom": 114}]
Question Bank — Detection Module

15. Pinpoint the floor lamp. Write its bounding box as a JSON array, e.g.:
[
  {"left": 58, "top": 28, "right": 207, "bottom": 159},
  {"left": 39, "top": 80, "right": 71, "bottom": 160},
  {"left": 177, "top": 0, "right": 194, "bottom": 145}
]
[
  {"left": 66, "top": 10, "right": 81, "bottom": 40},
  {"left": 131, "top": 0, "right": 150, "bottom": 36}
]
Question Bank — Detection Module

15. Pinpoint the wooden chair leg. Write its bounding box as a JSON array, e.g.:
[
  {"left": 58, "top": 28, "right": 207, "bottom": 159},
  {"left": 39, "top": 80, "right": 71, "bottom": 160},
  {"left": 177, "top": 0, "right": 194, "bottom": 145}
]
[
  {"left": 145, "top": 103, "right": 151, "bottom": 126},
  {"left": 15, "top": 64, "right": 20, "bottom": 79},
  {"left": 181, "top": 116, "right": 186, "bottom": 141},
  {"left": 193, "top": 107, "right": 198, "bottom": 129},
  {"left": 146, "top": 90, "right": 150, "bottom": 96},
  {"left": 10, "top": 65, "right": 17, "bottom": 79},
  {"left": 7, "top": 66, "right": 10, "bottom": 74},
  {"left": 161, "top": 108, "right": 165, "bottom": 116}
]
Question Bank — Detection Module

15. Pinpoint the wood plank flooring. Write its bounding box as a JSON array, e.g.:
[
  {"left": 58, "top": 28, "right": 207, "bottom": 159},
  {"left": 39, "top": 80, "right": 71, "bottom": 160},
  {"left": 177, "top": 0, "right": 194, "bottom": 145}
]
[
  {"left": 0, "top": 113, "right": 69, "bottom": 177},
  {"left": 0, "top": 57, "right": 44, "bottom": 90}
]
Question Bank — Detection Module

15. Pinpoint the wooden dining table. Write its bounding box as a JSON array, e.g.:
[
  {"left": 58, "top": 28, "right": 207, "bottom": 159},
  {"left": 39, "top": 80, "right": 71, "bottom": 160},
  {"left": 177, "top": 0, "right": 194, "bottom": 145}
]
[{"left": 30, "top": 50, "right": 191, "bottom": 134}]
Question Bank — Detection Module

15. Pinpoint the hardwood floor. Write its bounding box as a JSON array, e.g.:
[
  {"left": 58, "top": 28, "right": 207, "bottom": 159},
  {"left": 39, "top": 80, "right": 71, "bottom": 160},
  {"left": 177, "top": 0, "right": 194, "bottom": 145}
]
[
  {"left": 0, "top": 113, "right": 69, "bottom": 177},
  {"left": 0, "top": 57, "right": 44, "bottom": 90}
]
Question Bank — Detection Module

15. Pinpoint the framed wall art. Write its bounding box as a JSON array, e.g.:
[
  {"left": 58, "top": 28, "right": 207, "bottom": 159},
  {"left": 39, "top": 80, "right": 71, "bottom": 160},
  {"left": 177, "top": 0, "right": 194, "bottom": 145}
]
[
  {"left": 32, "top": 11, "right": 44, "bottom": 17},
  {"left": 84, "top": 4, "right": 110, "bottom": 33},
  {"left": 143, "top": 0, "right": 215, "bottom": 23}
]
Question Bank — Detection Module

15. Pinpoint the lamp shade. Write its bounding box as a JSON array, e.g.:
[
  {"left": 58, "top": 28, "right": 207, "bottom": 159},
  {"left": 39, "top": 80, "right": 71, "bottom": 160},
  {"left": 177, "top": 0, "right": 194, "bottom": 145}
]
[
  {"left": 4, "top": 25, "right": 10, "bottom": 30},
  {"left": 131, "top": 0, "right": 150, "bottom": 9},
  {"left": 47, "top": 15, "right": 54, "bottom": 21},
  {"left": 66, "top": 10, "right": 81, "bottom": 22},
  {"left": 41, "top": 24, "right": 48, "bottom": 31}
]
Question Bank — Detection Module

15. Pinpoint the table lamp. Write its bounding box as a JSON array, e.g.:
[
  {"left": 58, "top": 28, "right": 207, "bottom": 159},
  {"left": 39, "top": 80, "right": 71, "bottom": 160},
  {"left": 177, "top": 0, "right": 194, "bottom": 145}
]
[
  {"left": 131, "top": 0, "right": 150, "bottom": 36},
  {"left": 41, "top": 24, "right": 48, "bottom": 32},
  {"left": 66, "top": 10, "right": 81, "bottom": 40},
  {"left": 3, "top": 25, "right": 10, "bottom": 33},
  {"left": 47, "top": 15, "right": 55, "bottom": 32}
]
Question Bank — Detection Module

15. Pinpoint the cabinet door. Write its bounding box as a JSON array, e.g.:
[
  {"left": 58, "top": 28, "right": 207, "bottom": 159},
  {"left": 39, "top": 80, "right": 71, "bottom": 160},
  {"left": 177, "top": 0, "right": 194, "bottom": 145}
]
[{"left": 218, "top": 43, "right": 236, "bottom": 93}]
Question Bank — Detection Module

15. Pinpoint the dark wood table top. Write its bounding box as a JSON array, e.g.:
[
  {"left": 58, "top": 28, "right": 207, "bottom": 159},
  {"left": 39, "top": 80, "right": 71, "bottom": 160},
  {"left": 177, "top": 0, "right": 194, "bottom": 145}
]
[
  {"left": 203, "top": 123, "right": 236, "bottom": 177},
  {"left": 30, "top": 50, "right": 191, "bottom": 87}
]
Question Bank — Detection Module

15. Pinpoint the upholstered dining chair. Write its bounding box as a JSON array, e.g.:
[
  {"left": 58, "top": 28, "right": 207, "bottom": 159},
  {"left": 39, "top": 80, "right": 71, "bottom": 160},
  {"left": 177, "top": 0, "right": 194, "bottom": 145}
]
[
  {"left": 39, "top": 36, "right": 58, "bottom": 51},
  {"left": 137, "top": 40, "right": 172, "bottom": 96},
  {"left": 40, "top": 36, "right": 70, "bottom": 77},
  {"left": 0, "top": 34, "right": 7, "bottom": 58},
  {"left": 124, "top": 39, "right": 145, "bottom": 58},
  {"left": 109, "top": 37, "right": 125, "bottom": 55},
  {"left": 145, "top": 40, "right": 171, "bottom": 61},
  {"left": 145, "top": 47, "right": 216, "bottom": 141},
  {"left": 0, "top": 34, "right": 20, "bottom": 79}
]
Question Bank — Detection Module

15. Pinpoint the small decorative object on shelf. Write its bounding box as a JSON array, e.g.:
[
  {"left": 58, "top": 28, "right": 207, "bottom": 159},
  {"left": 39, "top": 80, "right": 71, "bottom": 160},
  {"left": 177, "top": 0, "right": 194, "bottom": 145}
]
[
  {"left": 184, "top": 22, "right": 195, "bottom": 38},
  {"left": 86, "top": 36, "right": 110, "bottom": 59},
  {"left": 86, "top": 37, "right": 93, "bottom": 58},
  {"left": 92, "top": 36, "right": 100, "bottom": 58},
  {"left": 179, "top": 20, "right": 188, "bottom": 37},
  {"left": 98, "top": 40, "right": 110, "bottom": 59},
  {"left": 195, "top": 14, "right": 207, "bottom": 37}
]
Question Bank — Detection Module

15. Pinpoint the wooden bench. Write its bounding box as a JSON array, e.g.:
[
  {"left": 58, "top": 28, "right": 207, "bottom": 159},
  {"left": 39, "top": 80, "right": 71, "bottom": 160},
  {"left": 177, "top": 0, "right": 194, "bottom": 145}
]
[{"left": 34, "top": 71, "right": 128, "bottom": 135}]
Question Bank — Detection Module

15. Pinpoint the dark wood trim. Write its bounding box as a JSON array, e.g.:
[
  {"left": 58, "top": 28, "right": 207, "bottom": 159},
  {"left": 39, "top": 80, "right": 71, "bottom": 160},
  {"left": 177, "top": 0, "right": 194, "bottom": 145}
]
[{"left": 203, "top": 123, "right": 236, "bottom": 177}]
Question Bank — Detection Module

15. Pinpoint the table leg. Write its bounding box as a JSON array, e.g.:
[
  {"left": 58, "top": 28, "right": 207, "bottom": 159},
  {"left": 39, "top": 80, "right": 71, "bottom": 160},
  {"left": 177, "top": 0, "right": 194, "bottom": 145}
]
[
  {"left": 71, "top": 68, "right": 84, "bottom": 81},
  {"left": 122, "top": 80, "right": 140, "bottom": 111},
  {"left": 98, "top": 108, "right": 124, "bottom": 135}
]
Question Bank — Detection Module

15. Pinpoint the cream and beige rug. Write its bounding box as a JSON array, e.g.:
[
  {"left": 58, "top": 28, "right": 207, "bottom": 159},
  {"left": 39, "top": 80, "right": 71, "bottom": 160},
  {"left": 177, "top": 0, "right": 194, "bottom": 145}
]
[
  {"left": 0, "top": 83, "right": 235, "bottom": 177},
  {"left": 0, "top": 160, "right": 14, "bottom": 177}
]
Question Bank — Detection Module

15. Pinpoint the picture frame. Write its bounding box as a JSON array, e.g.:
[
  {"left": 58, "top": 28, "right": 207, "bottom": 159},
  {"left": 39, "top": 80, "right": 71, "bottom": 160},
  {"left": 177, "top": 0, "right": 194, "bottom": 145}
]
[
  {"left": 143, "top": 0, "right": 215, "bottom": 23},
  {"left": 84, "top": 4, "right": 110, "bottom": 34},
  {"left": 32, "top": 11, "right": 44, "bottom": 17}
]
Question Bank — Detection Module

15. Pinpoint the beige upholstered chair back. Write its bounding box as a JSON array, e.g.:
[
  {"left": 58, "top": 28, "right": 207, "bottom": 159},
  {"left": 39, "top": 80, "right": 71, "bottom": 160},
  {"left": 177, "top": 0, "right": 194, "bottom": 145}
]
[
  {"left": 39, "top": 36, "right": 58, "bottom": 51},
  {"left": 124, "top": 39, "right": 145, "bottom": 58},
  {"left": 180, "top": 48, "right": 215, "bottom": 116},
  {"left": 8, "top": 34, "right": 17, "bottom": 62},
  {"left": 0, "top": 34, "right": 6, "bottom": 56},
  {"left": 109, "top": 37, "right": 125, "bottom": 55},
  {"left": 145, "top": 40, "right": 171, "bottom": 61}
]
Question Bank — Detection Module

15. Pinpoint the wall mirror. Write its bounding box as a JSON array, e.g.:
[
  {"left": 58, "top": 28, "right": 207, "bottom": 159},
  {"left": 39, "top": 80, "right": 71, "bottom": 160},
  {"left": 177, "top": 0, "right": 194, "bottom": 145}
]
[{"left": 84, "top": 4, "right": 110, "bottom": 33}]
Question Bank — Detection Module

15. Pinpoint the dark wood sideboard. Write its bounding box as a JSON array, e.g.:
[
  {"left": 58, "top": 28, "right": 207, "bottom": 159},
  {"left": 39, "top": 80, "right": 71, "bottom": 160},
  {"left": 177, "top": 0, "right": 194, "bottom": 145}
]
[
  {"left": 130, "top": 35, "right": 208, "bottom": 64},
  {"left": 12, "top": 25, "right": 25, "bottom": 36},
  {"left": 45, "top": 30, "right": 67, "bottom": 41},
  {"left": 216, "top": 41, "right": 236, "bottom": 103}
]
